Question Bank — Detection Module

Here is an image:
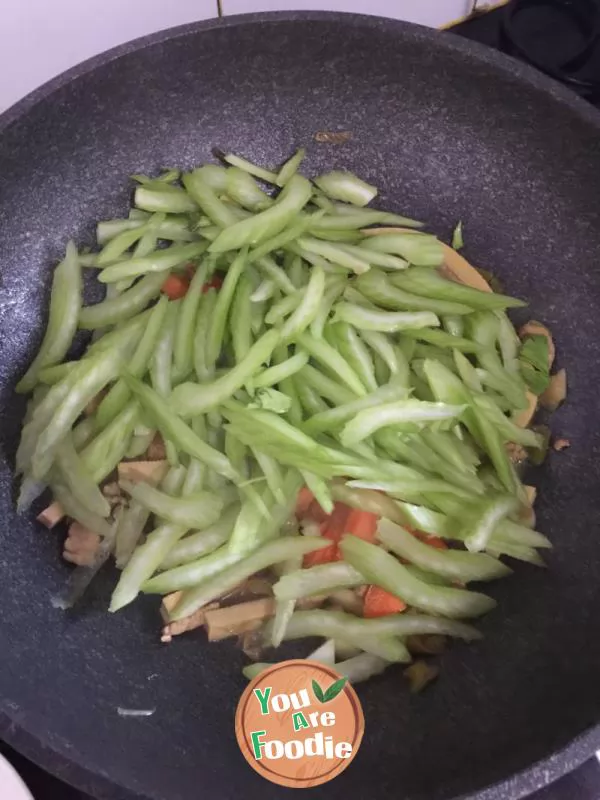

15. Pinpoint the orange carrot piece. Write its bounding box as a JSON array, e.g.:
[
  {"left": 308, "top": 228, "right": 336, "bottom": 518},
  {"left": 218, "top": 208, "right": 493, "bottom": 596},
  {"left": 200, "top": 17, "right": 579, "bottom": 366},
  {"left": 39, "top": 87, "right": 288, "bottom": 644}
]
[
  {"left": 295, "top": 487, "right": 315, "bottom": 518},
  {"left": 345, "top": 508, "right": 379, "bottom": 543},
  {"left": 184, "top": 263, "right": 196, "bottom": 280},
  {"left": 203, "top": 274, "right": 224, "bottom": 293},
  {"left": 305, "top": 499, "right": 331, "bottom": 524},
  {"left": 413, "top": 530, "right": 448, "bottom": 550},
  {"left": 303, "top": 542, "right": 339, "bottom": 568},
  {"left": 363, "top": 585, "right": 407, "bottom": 618},
  {"left": 302, "top": 503, "right": 350, "bottom": 566},
  {"left": 325, "top": 504, "right": 352, "bottom": 541},
  {"left": 161, "top": 274, "right": 190, "bottom": 300},
  {"left": 185, "top": 262, "right": 223, "bottom": 293}
]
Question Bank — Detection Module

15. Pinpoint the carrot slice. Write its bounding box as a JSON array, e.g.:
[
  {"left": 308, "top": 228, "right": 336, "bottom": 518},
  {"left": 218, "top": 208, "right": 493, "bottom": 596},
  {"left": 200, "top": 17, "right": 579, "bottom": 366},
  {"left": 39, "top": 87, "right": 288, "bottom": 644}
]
[
  {"left": 185, "top": 262, "right": 196, "bottom": 280},
  {"left": 182, "top": 264, "right": 224, "bottom": 293},
  {"left": 345, "top": 508, "right": 379, "bottom": 543},
  {"left": 161, "top": 274, "right": 190, "bottom": 300},
  {"left": 305, "top": 499, "right": 331, "bottom": 525},
  {"left": 295, "top": 487, "right": 315, "bottom": 518},
  {"left": 203, "top": 274, "right": 224, "bottom": 293},
  {"left": 363, "top": 585, "right": 407, "bottom": 618},
  {"left": 303, "top": 541, "right": 339, "bottom": 568},
  {"left": 302, "top": 503, "right": 350, "bottom": 566},
  {"left": 326, "top": 504, "right": 352, "bottom": 541},
  {"left": 413, "top": 530, "right": 448, "bottom": 550}
]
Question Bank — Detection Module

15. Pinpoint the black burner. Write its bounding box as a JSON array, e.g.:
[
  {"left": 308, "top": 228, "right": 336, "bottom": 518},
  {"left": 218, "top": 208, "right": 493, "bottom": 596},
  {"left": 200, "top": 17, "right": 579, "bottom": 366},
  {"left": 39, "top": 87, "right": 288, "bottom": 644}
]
[{"left": 456, "top": 0, "right": 600, "bottom": 104}]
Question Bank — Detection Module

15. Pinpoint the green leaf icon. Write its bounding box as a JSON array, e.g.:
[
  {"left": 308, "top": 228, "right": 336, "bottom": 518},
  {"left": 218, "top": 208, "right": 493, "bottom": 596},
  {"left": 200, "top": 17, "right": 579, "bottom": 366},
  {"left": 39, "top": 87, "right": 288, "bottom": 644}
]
[
  {"left": 312, "top": 676, "right": 348, "bottom": 703},
  {"left": 312, "top": 679, "right": 325, "bottom": 703},
  {"left": 323, "top": 677, "right": 348, "bottom": 702}
]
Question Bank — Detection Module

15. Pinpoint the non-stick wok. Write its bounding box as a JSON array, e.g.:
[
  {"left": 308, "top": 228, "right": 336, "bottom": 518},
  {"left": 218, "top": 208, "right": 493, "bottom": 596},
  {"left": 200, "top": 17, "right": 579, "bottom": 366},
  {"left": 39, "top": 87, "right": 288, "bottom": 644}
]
[{"left": 1, "top": 12, "right": 600, "bottom": 800}]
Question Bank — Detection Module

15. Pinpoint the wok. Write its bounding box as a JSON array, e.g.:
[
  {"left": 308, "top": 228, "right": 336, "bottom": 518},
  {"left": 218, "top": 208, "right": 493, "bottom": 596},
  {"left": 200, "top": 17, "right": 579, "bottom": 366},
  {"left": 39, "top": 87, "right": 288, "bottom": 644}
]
[{"left": 1, "top": 12, "right": 600, "bottom": 800}]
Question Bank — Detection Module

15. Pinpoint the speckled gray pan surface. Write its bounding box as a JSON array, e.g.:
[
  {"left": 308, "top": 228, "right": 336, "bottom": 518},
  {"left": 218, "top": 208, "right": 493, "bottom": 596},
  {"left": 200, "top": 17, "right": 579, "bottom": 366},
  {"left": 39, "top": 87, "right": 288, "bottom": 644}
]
[{"left": 1, "top": 11, "right": 600, "bottom": 800}]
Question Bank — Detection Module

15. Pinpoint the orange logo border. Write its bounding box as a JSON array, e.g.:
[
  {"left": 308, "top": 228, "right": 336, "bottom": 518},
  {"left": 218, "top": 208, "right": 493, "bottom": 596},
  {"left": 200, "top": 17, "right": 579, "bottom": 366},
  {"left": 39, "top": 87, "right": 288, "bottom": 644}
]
[{"left": 235, "top": 659, "right": 365, "bottom": 788}]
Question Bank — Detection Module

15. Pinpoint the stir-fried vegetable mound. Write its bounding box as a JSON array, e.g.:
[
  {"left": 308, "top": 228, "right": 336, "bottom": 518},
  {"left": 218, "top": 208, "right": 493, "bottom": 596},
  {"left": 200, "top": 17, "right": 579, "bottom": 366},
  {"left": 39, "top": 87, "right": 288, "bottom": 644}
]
[{"left": 16, "top": 150, "right": 566, "bottom": 689}]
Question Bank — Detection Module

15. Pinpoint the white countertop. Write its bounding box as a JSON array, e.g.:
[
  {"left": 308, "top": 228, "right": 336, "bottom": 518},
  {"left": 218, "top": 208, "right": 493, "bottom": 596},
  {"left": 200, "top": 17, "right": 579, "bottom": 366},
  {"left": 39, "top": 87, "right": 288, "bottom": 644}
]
[
  {"left": 0, "top": 754, "right": 33, "bottom": 800},
  {"left": 1, "top": 0, "right": 487, "bottom": 113}
]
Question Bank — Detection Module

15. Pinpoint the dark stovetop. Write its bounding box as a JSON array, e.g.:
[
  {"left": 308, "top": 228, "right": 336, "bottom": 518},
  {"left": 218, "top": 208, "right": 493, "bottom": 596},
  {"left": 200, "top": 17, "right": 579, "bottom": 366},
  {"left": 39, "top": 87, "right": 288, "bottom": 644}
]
[{"left": 3, "top": 2, "right": 600, "bottom": 798}]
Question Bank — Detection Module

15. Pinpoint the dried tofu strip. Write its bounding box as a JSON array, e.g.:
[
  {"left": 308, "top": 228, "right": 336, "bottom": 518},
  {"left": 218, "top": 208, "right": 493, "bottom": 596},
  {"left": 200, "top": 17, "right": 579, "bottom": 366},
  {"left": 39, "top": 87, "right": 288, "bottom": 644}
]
[
  {"left": 117, "top": 460, "right": 168, "bottom": 485},
  {"left": 205, "top": 598, "right": 276, "bottom": 641},
  {"left": 161, "top": 591, "right": 184, "bottom": 620},
  {"left": 37, "top": 501, "right": 65, "bottom": 529},
  {"left": 160, "top": 592, "right": 219, "bottom": 642}
]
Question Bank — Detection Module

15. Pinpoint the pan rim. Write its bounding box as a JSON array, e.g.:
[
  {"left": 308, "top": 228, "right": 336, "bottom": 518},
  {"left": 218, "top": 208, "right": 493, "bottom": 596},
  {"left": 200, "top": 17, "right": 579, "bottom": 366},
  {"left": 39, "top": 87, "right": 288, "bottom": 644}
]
[
  {"left": 2, "top": 10, "right": 600, "bottom": 134},
  {"left": 1, "top": 11, "right": 599, "bottom": 800},
  {"left": 1, "top": 700, "right": 599, "bottom": 800}
]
